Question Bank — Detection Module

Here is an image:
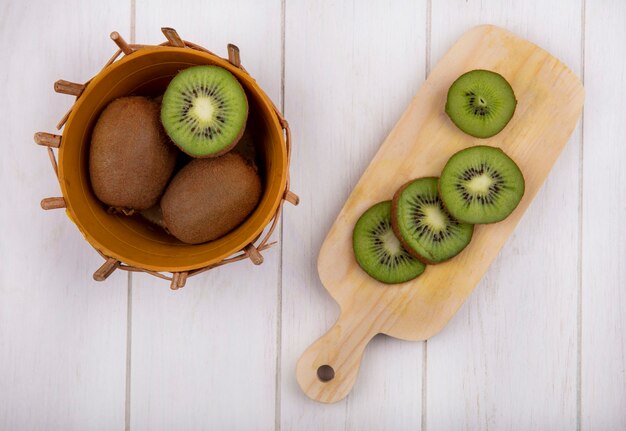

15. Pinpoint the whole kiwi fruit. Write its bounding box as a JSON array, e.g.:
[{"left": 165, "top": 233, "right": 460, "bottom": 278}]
[
  {"left": 89, "top": 96, "right": 178, "bottom": 211},
  {"left": 160, "top": 152, "right": 262, "bottom": 244}
]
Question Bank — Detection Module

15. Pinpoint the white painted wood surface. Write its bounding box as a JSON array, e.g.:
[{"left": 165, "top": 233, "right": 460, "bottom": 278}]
[
  {"left": 0, "top": 1, "right": 130, "bottom": 430},
  {"left": 128, "top": 2, "right": 283, "bottom": 430},
  {"left": 281, "top": 0, "right": 427, "bottom": 427},
  {"left": 0, "top": 1, "right": 624, "bottom": 430},
  {"left": 582, "top": 1, "right": 626, "bottom": 429},
  {"left": 426, "top": 2, "right": 582, "bottom": 430}
]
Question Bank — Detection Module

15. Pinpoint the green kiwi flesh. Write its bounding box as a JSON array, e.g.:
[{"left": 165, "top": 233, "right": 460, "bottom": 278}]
[
  {"left": 89, "top": 96, "right": 177, "bottom": 210},
  {"left": 353, "top": 201, "right": 426, "bottom": 284},
  {"left": 161, "top": 65, "right": 248, "bottom": 157},
  {"left": 445, "top": 69, "right": 517, "bottom": 138},
  {"left": 160, "top": 152, "right": 261, "bottom": 244},
  {"left": 392, "top": 177, "right": 473, "bottom": 264},
  {"left": 439, "top": 146, "right": 525, "bottom": 224}
]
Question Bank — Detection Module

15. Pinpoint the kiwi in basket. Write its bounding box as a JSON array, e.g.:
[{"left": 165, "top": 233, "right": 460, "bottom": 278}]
[
  {"left": 89, "top": 96, "right": 177, "bottom": 211},
  {"left": 392, "top": 177, "right": 474, "bottom": 264},
  {"left": 233, "top": 126, "right": 258, "bottom": 165},
  {"left": 160, "top": 152, "right": 261, "bottom": 244},
  {"left": 353, "top": 201, "right": 426, "bottom": 284},
  {"left": 139, "top": 204, "right": 167, "bottom": 230},
  {"left": 161, "top": 65, "right": 248, "bottom": 158},
  {"left": 445, "top": 69, "right": 517, "bottom": 138},
  {"left": 439, "top": 146, "right": 525, "bottom": 224}
]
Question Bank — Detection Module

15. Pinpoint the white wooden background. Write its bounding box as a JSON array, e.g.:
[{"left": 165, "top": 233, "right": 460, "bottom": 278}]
[{"left": 1, "top": 0, "right": 624, "bottom": 429}]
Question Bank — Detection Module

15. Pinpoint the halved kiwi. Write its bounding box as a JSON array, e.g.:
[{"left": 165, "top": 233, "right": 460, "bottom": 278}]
[
  {"left": 353, "top": 201, "right": 426, "bottom": 284},
  {"left": 439, "top": 146, "right": 525, "bottom": 224},
  {"left": 445, "top": 69, "right": 517, "bottom": 138},
  {"left": 161, "top": 65, "right": 248, "bottom": 157},
  {"left": 391, "top": 177, "right": 473, "bottom": 264}
]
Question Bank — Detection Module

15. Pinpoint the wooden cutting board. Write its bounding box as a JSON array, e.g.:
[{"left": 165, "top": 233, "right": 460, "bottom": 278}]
[{"left": 296, "top": 25, "right": 584, "bottom": 403}]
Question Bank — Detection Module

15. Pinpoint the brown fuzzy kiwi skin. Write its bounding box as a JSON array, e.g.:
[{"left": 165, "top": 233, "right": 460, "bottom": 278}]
[
  {"left": 160, "top": 152, "right": 262, "bottom": 244},
  {"left": 167, "top": 80, "right": 248, "bottom": 159},
  {"left": 139, "top": 204, "right": 168, "bottom": 230},
  {"left": 391, "top": 177, "right": 441, "bottom": 266},
  {"left": 89, "top": 96, "right": 178, "bottom": 210},
  {"left": 233, "top": 126, "right": 258, "bottom": 166}
]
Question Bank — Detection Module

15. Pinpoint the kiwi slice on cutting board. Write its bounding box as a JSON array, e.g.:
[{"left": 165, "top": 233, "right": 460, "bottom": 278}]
[
  {"left": 445, "top": 69, "right": 517, "bottom": 138},
  {"left": 439, "top": 145, "right": 525, "bottom": 224},
  {"left": 391, "top": 177, "right": 473, "bottom": 264},
  {"left": 161, "top": 65, "right": 248, "bottom": 157},
  {"left": 353, "top": 201, "right": 426, "bottom": 284},
  {"left": 89, "top": 96, "right": 177, "bottom": 211},
  {"left": 160, "top": 152, "right": 261, "bottom": 244}
]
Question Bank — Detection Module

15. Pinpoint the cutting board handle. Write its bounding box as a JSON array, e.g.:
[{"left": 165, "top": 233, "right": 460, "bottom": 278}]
[{"left": 296, "top": 307, "right": 378, "bottom": 403}]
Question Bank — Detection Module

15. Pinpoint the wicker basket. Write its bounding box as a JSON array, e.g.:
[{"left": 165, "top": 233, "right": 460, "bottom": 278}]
[{"left": 36, "top": 28, "right": 298, "bottom": 289}]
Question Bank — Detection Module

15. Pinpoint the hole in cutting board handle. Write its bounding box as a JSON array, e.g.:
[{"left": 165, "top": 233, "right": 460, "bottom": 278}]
[{"left": 317, "top": 365, "right": 335, "bottom": 382}]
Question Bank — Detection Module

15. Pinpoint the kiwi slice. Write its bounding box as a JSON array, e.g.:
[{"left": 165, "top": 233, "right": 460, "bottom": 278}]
[
  {"left": 161, "top": 65, "right": 248, "bottom": 157},
  {"left": 391, "top": 178, "right": 473, "bottom": 264},
  {"left": 439, "top": 146, "right": 525, "bottom": 224},
  {"left": 445, "top": 69, "right": 517, "bottom": 138},
  {"left": 89, "top": 96, "right": 177, "bottom": 211},
  {"left": 353, "top": 201, "right": 426, "bottom": 284}
]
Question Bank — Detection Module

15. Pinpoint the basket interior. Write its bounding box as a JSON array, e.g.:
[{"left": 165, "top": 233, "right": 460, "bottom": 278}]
[{"left": 59, "top": 47, "right": 287, "bottom": 272}]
